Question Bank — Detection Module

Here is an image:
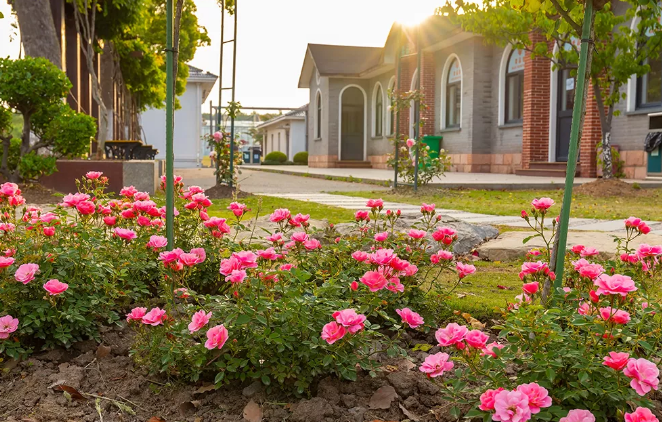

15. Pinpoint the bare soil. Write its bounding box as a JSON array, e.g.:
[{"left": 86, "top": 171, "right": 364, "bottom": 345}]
[
  {"left": 204, "top": 185, "right": 251, "bottom": 200},
  {"left": 574, "top": 178, "right": 644, "bottom": 198},
  {"left": 0, "top": 326, "right": 461, "bottom": 422},
  {"left": 19, "top": 184, "right": 62, "bottom": 205}
]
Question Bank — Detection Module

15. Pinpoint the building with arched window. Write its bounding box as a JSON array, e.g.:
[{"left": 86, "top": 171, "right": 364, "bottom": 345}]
[{"left": 296, "top": 15, "right": 653, "bottom": 179}]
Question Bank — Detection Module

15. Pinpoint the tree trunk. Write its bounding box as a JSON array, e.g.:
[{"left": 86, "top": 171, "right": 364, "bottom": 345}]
[
  {"left": 13, "top": 0, "right": 62, "bottom": 68},
  {"left": 21, "top": 112, "right": 31, "bottom": 155},
  {"left": 592, "top": 78, "right": 614, "bottom": 179},
  {"left": 602, "top": 131, "right": 613, "bottom": 179}
]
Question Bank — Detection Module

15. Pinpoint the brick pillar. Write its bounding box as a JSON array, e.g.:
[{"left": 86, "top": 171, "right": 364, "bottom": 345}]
[
  {"left": 397, "top": 56, "right": 413, "bottom": 139},
  {"left": 522, "top": 32, "right": 551, "bottom": 169},
  {"left": 579, "top": 81, "right": 602, "bottom": 177},
  {"left": 420, "top": 52, "right": 436, "bottom": 136}
]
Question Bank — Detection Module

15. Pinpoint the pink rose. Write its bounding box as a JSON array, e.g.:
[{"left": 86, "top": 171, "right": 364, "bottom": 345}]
[
  {"left": 522, "top": 282, "right": 539, "bottom": 295},
  {"left": 625, "top": 216, "right": 643, "bottom": 228},
  {"left": 599, "top": 307, "right": 631, "bottom": 325},
  {"left": 43, "top": 226, "right": 55, "bottom": 237},
  {"left": 493, "top": 390, "right": 531, "bottom": 422},
  {"left": 355, "top": 210, "right": 370, "bottom": 221},
  {"left": 232, "top": 251, "right": 258, "bottom": 269},
  {"left": 142, "top": 307, "right": 167, "bottom": 326},
  {"left": 368, "top": 248, "right": 395, "bottom": 265},
  {"left": 0, "top": 256, "right": 15, "bottom": 268},
  {"left": 420, "top": 203, "right": 435, "bottom": 213},
  {"left": 61, "top": 192, "right": 90, "bottom": 207},
  {"left": 623, "top": 358, "right": 660, "bottom": 396},
  {"left": 15, "top": 263, "right": 39, "bottom": 284},
  {"left": 213, "top": 131, "right": 222, "bottom": 140},
  {"left": 86, "top": 171, "right": 103, "bottom": 179},
  {"left": 637, "top": 244, "right": 662, "bottom": 258},
  {"left": 321, "top": 321, "right": 346, "bottom": 344},
  {"left": 179, "top": 253, "right": 201, "bottom": 267},
  {"left": 406, "top": 138, "right": 416, "bottom": 148},
  {"left": 227, "top": 202, "right": 247, "bottom": 217},
  {"left": 352, "top": 251, "right": 369, "bottom": 262},
  {"left": 419, "top": 352, "right": 454, "bottom": 377},
  {"left": 479, "top": 388, "right": 505, "bottom": 411},
  {"left": 292, "top": 213, "right": 310, "bottom": 226},
  {"left": 374, "top": 231, "right": 389, "bottom": 242},
  {"left": 103, "top": 216, "right": 117, "bottom": 226},
  {"left": 279, "top": 263, "right": 294, "bottom": 271},
  {"left": 43, "top": 279, "right": 68, "bottom": 295},
  {"left": 432, "top": 227, "right": 457, "bottom": 244},
  {"left": 291, "top": 232, "right": 309, "bottom": 243},
  {"left": 435, "top": 322, "right": 468, "bottom": 347},
  {"left": 465, "top": 330, "right": 489, "bottom": 349},
  {"left": 332, "top": 309, "right": 366, "bottom": 334},
  {"left": 531, "top": 197, "right": 555, "bottom": 211},
  {"left": 580, "top": 247, "right": 599, "bottom": 257},
  {"left": 225, "top": 269, "right": 247, "bottom": 284},
  {"left": 625, "top": 408, "right": 659, "bottom": 422},
  {"left": 360, "top": 270, "right": 388, "bottom": 292},
  {"left": 408, "top": 229, "right": 427, "bottom": 239},
  {"left": 189, "top": 310, "right": 212, "bottom": 333},
  {"left": 350, "top": 281, "right": 359, "bottom": 291},
  {"left": 304, "top": 239, "right": 322, "bottom": 250},
  {"left": 594, "top": 274, "right": 637, "bottom": 297},
  {"left": 456, "top": 262, "right": 476, "bottom": 279},
  {"left": 0, "top": 315, "right": 19, "bottom": 339},
  {"left": 431, "top": 250, "right": 454, "bottom": 264},
  {"left": 560, "top": 410, "right": 596, "bottom": 422},
  {"left": 481, "top": 342, "right": 505, "bottom": 358},
  {"left": 204, "top": 324, "right": 229, "bottom": 350},
  {"left": 577, "top": 302, "right": 592, "bottom": 316},
  {"left": 396, "top": 308, "right": 424, "bottom": 328},
  {"left": 571, "top": 244, "right": 585, "bottom": 254},
  {"left": 366, "top": 198, "right": 384, "bottom": 209},
  {"left": 269, "top": 208, "right": 291, "bottom": 223},
  {"left": 174, "top": 288, "right": 189, "bottom": 298},
  {"left": 114, "top": 228, "right": 137, "bottom": 241},
  {"left": 147, "top": 235, "right": 168, "bottom": 250},
  {"left": 516, "top": 382, "right": 552, "bottom": 413},
  {"left": 578, "top": 263, "right": 604, "bottom": 280},
  {"left": 257, "top": 247, "right": 280, "bottom": 260},
  {"left": 219, "top": 256, "right": 242, "bottom": 275},
  {"left": 126, "top": 307, "right": 147, "bottom": 322},
  {"left": 0, "top": 182, "right": 19, "bottom": 196},
  {"left": 603, "top": 351, "right": 630, "bottom": 370}
]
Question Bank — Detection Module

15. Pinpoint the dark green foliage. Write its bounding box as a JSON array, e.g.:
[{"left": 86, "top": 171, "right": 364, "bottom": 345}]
[
  {"left": 264, "top": 151, "right": 288, "bottom": 163},
  {"left": 293, "top": 151, "right": 308, "bottom": 165}
]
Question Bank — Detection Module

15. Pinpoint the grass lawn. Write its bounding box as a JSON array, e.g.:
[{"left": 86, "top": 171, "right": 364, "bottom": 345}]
[
  {"left": 333, "top": 187, "right": 662, "bottom": 221},
  {"left": 207, "top": 195, "right": 356, "bottom": 224}
]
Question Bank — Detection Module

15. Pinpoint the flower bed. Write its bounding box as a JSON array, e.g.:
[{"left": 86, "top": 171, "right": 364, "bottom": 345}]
[{"left": 1, "top": 175, "right": 661, "bottom": 421}]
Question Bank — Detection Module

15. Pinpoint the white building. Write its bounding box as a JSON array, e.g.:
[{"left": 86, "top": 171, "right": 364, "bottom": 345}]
[
  {"left": 257, "top": 105, "right": 308, "bottom": 161},
  {"left": 141, "top": 65, "right": 217, "bottom": 168}
]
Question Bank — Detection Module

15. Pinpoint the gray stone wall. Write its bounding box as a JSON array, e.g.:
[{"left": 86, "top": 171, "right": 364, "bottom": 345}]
[
  {"left": 327, "top": 78, "right": 371, "bottom": 158},
  {"left": 489, "top": 44, "right": 523, "bottom": 155},
  {"left": 366, "top": 71, "right": 396, "bottom": 157}
]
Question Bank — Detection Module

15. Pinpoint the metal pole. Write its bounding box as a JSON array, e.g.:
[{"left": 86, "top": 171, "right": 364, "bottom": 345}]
[
  {"left": 553, "top": 1, "right": 595, "bottom": 292},
  {"left": 209, "top": 101, "right": 212, "bottom": 137},
  {"left": 215, "top": 4, "right": 225, "bottom": 186},
  {"left": 165, "top": 0, "right": 175, "bottom": 249},
  {"left": 393, "top": 33, "right": 402, "bottom": 188},
  {"left": 229, "top": 1, "right": 237, "bottom": 189},
  {"left": 413, "top": 27, "right": 422, "bottom": 192}
]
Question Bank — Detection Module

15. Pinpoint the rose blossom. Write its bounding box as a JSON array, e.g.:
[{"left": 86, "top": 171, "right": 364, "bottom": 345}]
[
  {"left": 257, "top": 247, "right": 280, "bottom": 260},
  {"left": 396, "top": 308, "right": 424, "bottom": 328},
  {"left": 481, "top": 342, "right": 505, "bottom": 358},
  {"left": 531, "top": 197, "right": 554, "bottom": 211},
  {"left": 637, "top": 244, "right": 662, "bottom": 258},
  {"left": 406, "top": 138, "right": 416, "bottom": 148},
  {"left": 114, "top": 228, "right": 137, "bottom": 241},
  {"left": 456, "top": 262, "right": 476, "bottom": 279},
  {"left": 332, "top": 309, "right": 366, "bottom": 333},
  {"left": 580, "top": 247, "right": 599, "bottom": 257},
  {"left": 15, "top": 263, "right": 39, "bottom": 284},
  {"left": 625, "top": 408, "right": 659, "bottom": 422},
  {"left": 408, "top": 229, "right": 427, "bottom": 239},
  {"left": 188, "top": 310, "right": 212, "bottom": 333},
  {"left": 141, "top": 307, "right": 167, "bottom": 326},
  {"left": 465, "top": 330, "right": 489, "bottom": 349},
  {"left": 0, "top": 315, "right": 19, "bottom": 339},
  {"left": 103, "top": 216, "right": 117, "bottom": 226},
  {"left": 0, "top": 182, "right": 19, "bottom": 196},
  {"left": 366, "top": 198, "right": 384, "bottom": 209},
  {"left": 623, "top": 358, "right": 660, "bottom": 396},
  {"left": 368, "top": 248, "right": 395, "bottom": 265},
  {"left": 479, "top": 388, "right": 505, "bottom": 411},
  {"left": 352, "top": 251, "right": 369, "bottom": 262},
  {"left": 516, "top": 382, "right": 552, "bottom": 414},
  {"left": 291, "top": 232, "right": 309, "bottom": 243},
  {"left": 419, "top": 352, "right": 454, "bottom": 377},
  {"left": 350, "top": 281, "right": 359, "bottom": 291},
  {"left": 603, "top": 351, "right": 630, "bottom": 370},
  {"left": 321, "top": 321, "right": 346, "bottom": 344},
  {"left": 432, "top": 227, "right": 457, "bottom": 244},
  {"left": 304, "top": 239, "right": 322, "bottom": 250},
  {"left": 226, "top": 269, "right": 247, "bottom": 284},
  {"left": 360, "top": 270, "right": 388, "bottom": 292},
  {"left": 577, "top": 302, "right": 592, "bottom": 316},
  {"left": 571, "top": 245, "right": 585, "bottom": 254},
  {"left": 204, "top": 325, "right": 229, "bottom": 350},
  {"left": 354, "top": 210, "right": 370, "bottom": 221},
  {"left": 431, "top": 250, "right": 454, "bottom": 264},
  {"left": 269, "top": 208, "right": 291, "bottom": 223},
  {"left": 374, "top": 231, "right": 389, "bottom": 242},
  {"left": 147, "top": 235, "right": 168, "bottom": 250},
  {"left": 578, "top": 263, "right": 604, "bottom": 280},
  {"left": 435, "top": 323, "right": 468, "bottom": 347},
  {"left": 492, "top": 390, "right": 531, "bottom": 422},
  {"left": 232, "top": 251, "right": 258, "bottom": 268},
  {"left": 227, "top": 202, "right": 247, "bottom": 217},
  {"left": 522, "top": 282, "right": 539, "bottom": 295},
  {"left": 599, "top": 307, "right": 631, "bottom": 325},
  {"left": 560, "top": 410, "right": 596, "bottom": 422},
  {"left": 86, "top": 171, "right": 103, "bottom": 179},
  {"left": 594, "top": 274, "right": 637, "bottom": 297},
  {"left": 126, "top": 307, "right": 147, "bottom": 322},
  {"left": 43, "top": 279, "right": 68, "bottom": 295}
]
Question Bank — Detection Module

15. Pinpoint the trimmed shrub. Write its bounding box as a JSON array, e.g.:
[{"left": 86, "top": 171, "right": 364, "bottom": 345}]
[
  {"left": 293, "top": 151, "right": 308, "bottom": 165},
  {"left": 264, "top": 151, "right": 287, "bottom": 163}
]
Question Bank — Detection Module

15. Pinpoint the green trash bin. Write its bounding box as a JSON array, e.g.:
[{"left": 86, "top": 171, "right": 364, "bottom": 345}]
[{"left": 422, "top": 135, "right": 442, "bottom": 160}]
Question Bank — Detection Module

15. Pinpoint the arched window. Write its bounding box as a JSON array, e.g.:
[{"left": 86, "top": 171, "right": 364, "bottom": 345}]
[
  {"left": 315, "top": 91, "right": 322, "bottom": 139},
  {"left": 387, "top": 77, "right": 396, "bottom": 136},
  {"left": 445, "top": 59, "right": 462, "bottom": 128},
  {"left": 637, "top": 54, "right": 662, "bottom": 108},
  {"left": 505, "top": 49, "right": 525, "bottom": 123},
  {"left": 374, "top": 83, "right": 383, "bottom": 137}
]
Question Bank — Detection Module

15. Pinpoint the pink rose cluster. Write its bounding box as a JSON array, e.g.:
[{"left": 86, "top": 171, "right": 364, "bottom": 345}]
[
  {"left": 227, "top": 201, "right": 248, "bottom": 218},
  {"left": 159, "top": 247, "right": 207, "bottom": 271},
  {"left": 126, "top": 307, "right": 167, "bottom": 326},
  {"left": 530, "top": 197, "right": 555, "bottom": 212},
  {"left": 0, "top": 182, "right": 26, "bottom": 207},
  {"left": 478, "top": 383, "right": 552, "bottom": 422},
  {"left": 602, "top": 353, "right": 659, "bottom": 396},
  {"left": 519, "top": 261, "right": 555, "bottom": 282},
  {"left": 625, "top": 216, "right": 651, "bottom": 235},
  {"left": 354, "top": 248, "right": 418, "bottom": 293},
  {"left": 434, "top": 323, "right": 503, "bottom": 357},
  {"left": 288, "top": 231, "right": 322, "bottom": 251},
  {"left": 159, "top": 174, "right": 184, "bottom": 192},
  {"left": 0, "top": 314, "right": 19, "bottom": 339},
  {"left": 219, "top": 250, "right": 259, "bottom": 284},
  {"left": 432, "top": 226, "right": 457, "bottom": 245},
  {"left": 321, "top": 309, "right": 366, "bottom": 344},
  {"left": 203, "top": 217, "right": 232, "bottom": 238}
]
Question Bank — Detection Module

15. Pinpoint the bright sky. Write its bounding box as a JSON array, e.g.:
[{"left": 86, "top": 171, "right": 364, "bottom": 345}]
[{"left": 0, "top": 0, "right": 441, "bottom": 111}]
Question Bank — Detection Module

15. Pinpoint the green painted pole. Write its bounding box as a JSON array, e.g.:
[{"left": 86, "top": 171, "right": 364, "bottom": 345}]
[
  {"left": 165, "top": 0, "right": 175, "bottom": 249},
  {"left": 229, "top": 1, "right": 237, "bottom": 189},
  {"left": 413, "top": 26, "right": 422, "bottom": 193},
  {"left": 553, "top": 1, "right": 595, "bottom": 292},
  {"left": 393, "top": 33, "right": 402, "bottom": 188}
]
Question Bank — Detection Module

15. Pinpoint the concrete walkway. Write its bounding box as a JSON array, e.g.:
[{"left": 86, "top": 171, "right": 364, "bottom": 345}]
[
  {"left": 246, "top": 165, "right": 662, "bottom": 190},
  {"left": 253, "top": 192, "right": 662, "bottom": 234}
]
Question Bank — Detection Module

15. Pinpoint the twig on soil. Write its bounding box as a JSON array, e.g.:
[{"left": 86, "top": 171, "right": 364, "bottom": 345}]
[
  {"left": 83, "top": 393, "right": 136, "bottom": 415},
  {"left": 147, "top": 379, "right": 168, "bottom": 386}
]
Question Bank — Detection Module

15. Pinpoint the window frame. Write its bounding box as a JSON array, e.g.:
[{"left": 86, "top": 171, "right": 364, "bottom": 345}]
[
  {"left": 374, "top": 84, "right": 383, "bottom": 137},
  {"left": 315, "top": 91, "right": 322, "bottom": 139},
  {"left": 636, "top": 56, "right": 662, "bottom": 109},
  {"left": 386, "top": 76, "right": 396, "bottom": 136},
  {"left": 445, "top": 59, "right": 461, "bottom": 128},
  {"left": 504, "top": 49, "right": 525, "bottom": 124}
]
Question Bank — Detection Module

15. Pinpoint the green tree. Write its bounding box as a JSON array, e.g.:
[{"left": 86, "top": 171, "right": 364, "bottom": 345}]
[{"left": 442, "top": 0, "right": 662, "bottom": 178}]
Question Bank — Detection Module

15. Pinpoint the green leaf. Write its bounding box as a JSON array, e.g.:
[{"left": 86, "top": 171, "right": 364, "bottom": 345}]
[
  {"left": 261, "top": 375, "right": 270, "bottom": 386},
  {"left": 450, "top": 406, "right": 461, "bottom": 419},
  {"left": 234, "top": 314, "right": 251, "bottom": 325},
  {"left": 546, "top": 368, "right": 556, "bottom": 383}
]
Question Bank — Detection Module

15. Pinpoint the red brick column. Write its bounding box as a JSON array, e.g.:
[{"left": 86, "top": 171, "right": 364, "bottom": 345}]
[
  {"left": 579, "top": 81, "right": 602, "bottom": 178},
  {"left": 522, "top": 32, "right": 551, "bottom": 169},
  {"left": 397, "top": 55, "right": 413, "bottom": 139},
  {"left": 420, "top": 52, "right": 436, "bottom": 136}
]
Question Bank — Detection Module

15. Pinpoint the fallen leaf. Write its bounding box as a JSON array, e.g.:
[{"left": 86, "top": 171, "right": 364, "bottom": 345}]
[
  {"left": 243, "top": 400, "right": 263, "bottom": 422},
  {"left": 395, "top": 358, "right": 416, "bottom": 371},
  {"left": 399, "top": 403, "right": 421, "bottom": 421},
  {"left": 369, "top": 385, "right": 397, "bottom": 409},
  {"left": 147, "top": 418, "right": 166, "bottom": 422},
  {"left": 496, "top": 285, "right": 509, "bottom": 290},
  {"left": 179, "top": 400, "right": 201, "bottom": 416},
  {"left": 194, "top": 384, "right": 217, "bottom": 395},
  {"left": 383, "top": 365, "right": 399, "bottom": 372},
  {"left": 96, "top": 344, "right": 112, "bottom": 359},
  {"left": 52, "top": 384, "right": 86, "bottom": 401},
  {"left": 456, "top": 293, "right": 467, "bottom": 299}
]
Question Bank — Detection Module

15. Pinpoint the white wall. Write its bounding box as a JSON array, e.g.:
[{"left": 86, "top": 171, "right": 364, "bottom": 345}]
[
  {"left": 264, "top": 128, "right": 288, "bottom": 158},
  {"left": 141, "top": 82, "right": 203, "bottom": 168},
  {"left": 290, "top": 120, "right": 306, "bottom": 159}
]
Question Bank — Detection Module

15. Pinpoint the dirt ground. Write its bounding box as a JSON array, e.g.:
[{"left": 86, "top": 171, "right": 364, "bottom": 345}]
[
  {"left": 0, "top": 326, "right": 463, "bottom": 422},
  {"left": 204, "top": 184, "right": 251, "bottom": 200},
  {"left": 19, "top": 184, "right": 62, "bottom": 205},
  {"left": 573, "top": 178, "right": 644, "bottom": 198}
]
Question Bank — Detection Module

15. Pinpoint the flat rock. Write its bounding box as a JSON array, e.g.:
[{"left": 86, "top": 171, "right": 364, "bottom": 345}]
[{"left": 478, "top": 231, "right": 662, "bottom": 261}]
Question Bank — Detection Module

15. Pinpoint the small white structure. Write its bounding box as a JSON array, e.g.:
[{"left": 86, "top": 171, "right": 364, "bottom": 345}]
[
  {"left": 258, "top": 105, "right": 308, "bottom": 161},
  {"left": 141, "top": 65, "right": 217, "bottom": 168}
]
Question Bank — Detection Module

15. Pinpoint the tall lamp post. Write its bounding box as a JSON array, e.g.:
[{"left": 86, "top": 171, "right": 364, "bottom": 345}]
[{"left": 164, "top": 0, "right": 175, "bottom": 249}]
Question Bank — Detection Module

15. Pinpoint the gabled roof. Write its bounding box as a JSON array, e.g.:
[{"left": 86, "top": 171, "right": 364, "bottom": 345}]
[
  {"left": 186, "top": 65, "right": 218, "bottom": 103},
  {"left": 257, "top": 104, "right": 309, "bottom": 130}
]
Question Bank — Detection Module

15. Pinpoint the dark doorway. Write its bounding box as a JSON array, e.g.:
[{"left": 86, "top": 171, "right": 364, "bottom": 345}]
[
  {"left": 556, "top": 68, "right": 576, "bottom": 162},
  {"left": 341, "top": 87, "right": 364, "bottom": 160}
]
